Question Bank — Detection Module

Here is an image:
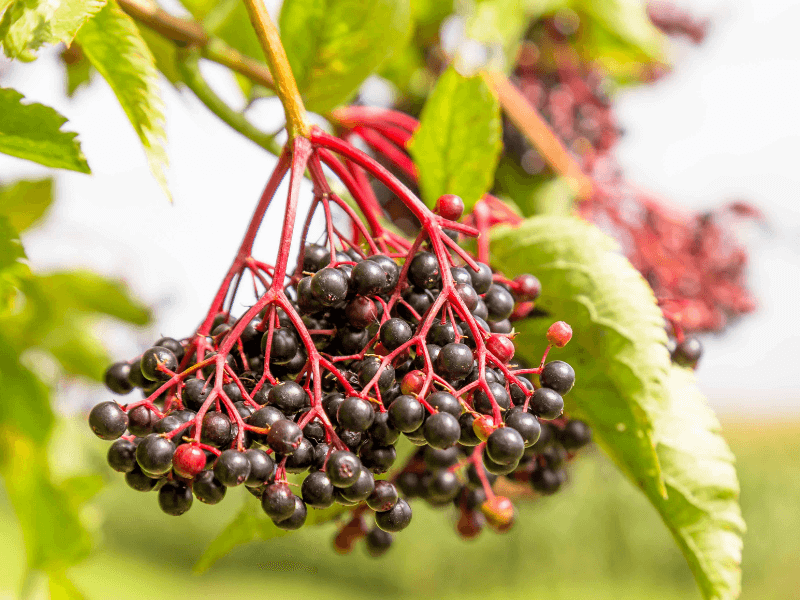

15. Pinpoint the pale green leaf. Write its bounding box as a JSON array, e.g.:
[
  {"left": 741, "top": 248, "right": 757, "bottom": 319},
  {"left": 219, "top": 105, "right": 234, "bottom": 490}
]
[
  {"left": 0, "top": 87, "right": 90, "bottom": 172},
  {"left": 0, "top": 0, "right": 104, "bottom": 60},
  {"left": 0, "top": 177, "right": 53, "bottom": 231},
  {"left": 408, "top": 66, "right": 502, "bottom": 210},
  {"left": 77, "top": 0, "right": 169, "bottom": 198},
  {"left": 280, "top": 0, "right": 412, "bottom": 114}
]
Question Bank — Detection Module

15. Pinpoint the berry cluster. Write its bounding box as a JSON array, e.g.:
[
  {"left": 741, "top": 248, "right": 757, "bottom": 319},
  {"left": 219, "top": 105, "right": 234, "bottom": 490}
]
[{"left": 87, "top": 132, "right": 590, "bottom": 556}]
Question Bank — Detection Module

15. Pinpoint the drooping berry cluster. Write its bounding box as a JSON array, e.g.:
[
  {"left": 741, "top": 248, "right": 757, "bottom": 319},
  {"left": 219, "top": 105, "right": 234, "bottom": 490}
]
[{"left": 87, "top": 131, "right": 590, "bottom": 556}]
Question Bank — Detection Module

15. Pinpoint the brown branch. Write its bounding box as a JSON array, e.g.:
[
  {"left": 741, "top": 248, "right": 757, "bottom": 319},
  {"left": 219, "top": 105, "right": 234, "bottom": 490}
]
[
  {"left": 117, "top": 0, "right": 275, "bottom": 91},
  {"left": 483, "top": 70, "right": 593, "bottom": 200}
]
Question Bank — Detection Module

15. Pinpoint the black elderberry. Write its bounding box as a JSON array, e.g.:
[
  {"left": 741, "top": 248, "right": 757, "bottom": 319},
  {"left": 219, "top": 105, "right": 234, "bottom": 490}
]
[
  {"left": 351, "top": 260, "right": 387, "bottom": 296},
  {"left": 158, "top": 481, "right": 193, "bottom": 516},
  {"left": 268, "top": 381, "right": 308, "bottom": 415},
  {"left": 311, "top": 267, "right": 349, "bottom": 306},
  {"left": 375, "top": 498, "right": 412, "bottom": 532},
  {"left": 247, "top": 406, "right": 285, "bottom": 443},
  {"left": 275, "top": 497, "right": 308, "bottom": 530},
  {"left": 427, "top": 391, "right": 462, "bottom": 417},
  {"left": 322, "top": 393, "right": 345, "bottom": 425},
  {"left": 398, "top": 287, "right": 435, "bottom": 322},
  {"left": 358, "top": 358, "right": 395, "bottom": 393},
  {"left": 468, "top": 262, "right": 493, "bottom": 295},
  {"left": 483, "top": 284, "right": 515, "bottom": 322},
  {"left": 404, "top": 424, "right": 427, "bottom": 446},
  {"left": 244, "top": 448, "right": 275, "bottom": 486},
  {"left": 509, "top": 376, "right": 535, "bottom": 404},
  {"left": 435, "top": 343, "right": 474, "bottom": 380},
  {"left": 486, "top": 427, "right": 525, "bottom": 465},
  {"left": 505, "top": 409, "right": 541, "bottom": 447},
  {"left": 365, "top": 527, "right": 393, "bottom": 557},
  {"left": 107, "top": 438, "right": 138, "bottom": 473},
  {"left": 337, "top": 325, "right": 370, "bottom": 354},
  {"left": 337, "top": 397, "right": 375, "bottom": 432},
  {"left": 285, "top": 438, "right": 314, "bottom": 473},
  {"left": 346, "top": 296, "right": 378, "bottom": 329},
  {"left": 303, "top": 418, "right": 326, "bottom": 444},
  {"left": 472, "top": 298, "right": 489, "bottom": 321},
  {"left": 127, "top": 405, "right": 158, "bottom": 436},
  {"left": 450, "top": 266, "right": 473, "bottom": 286},
  {"left": 481, "top": 450, "right": 519, "bottom": 475},
  {"left": 367, "top": 255, "right": 400, "bottom": 293},
  {"left": 326, "top": 450, "right": 362, "bottom": 488},
  {"left": 272, "top": 346, "right": 308, "bottom": 376},
  {"left": 489, "top": 319, "right": 513, "bottom": 334},
  {"left": 367, "top": 480, "right": 399, "bottom": 512},
  {"left": 312, "top": 443, "right": 330, "bottom": 471},
  {"left": 297, "top": 276, "right": 323, "bottom": 314},
  {"left": 104, "top": 362, "right": 134, "bottom": 395},
  {"left": 368, "top": 411, "right": 400, "bottom": 445},
  {"left": 125, "top": 465, "right": 160, "bottom": 492},
  {"left": 302, "top": 243, "right": 328, "bottom": 272},
  {"left": 531, "top": 467, "right": 565, "bottom": 495},
  {"left": 339, "top": 468, "right": 375, "bottom": 503},
  {"left": 261, "top": 482, "right": 296, "bottom": 521},
  {"left": 388, "top": 395, "right": 425, "bottom": 432},
  {"left": 426, "top": 470, "right": 461, "bottom": 503},
  {"left": 540, "top": 360, "right": 575, "bottom": 395},
  {"left": 266, "top": 419, "right": 304, "bottom": 455},
  {"left": 542, "top": 444, "right": 568, "bottom": 469},
  {"left": 408, "top": 252, "right": 441, "bottom": 289},
  {"left": 126, "top": 358, "right": 150, "bottom": 388},
  {"left": 530, "top": 387, "right": 564, "bottom": 420},
  {"left": 154, "top": 337, "right": 185, "bottom": 362},
  {"left": 301, "top": 471, "right": 335, "bottom": 508},
  {"left": 559, "top": 419, "right": 592, "bottom": 450},
  {"left": 423, "top": 412, "right": 461, "bottom": 449},
  {"left": 423, "top": 446, "right": 460, "bottom": 470},
  {"left": 153, "top": 414, "right": 184, "bottom": 438},
  {"left": 672, "top": 337, "right": 703, "bottom": 368},
  {"left": 201, "top": 412, "right": 233, "bottom": 448},
  {"left": 473, "top": 382, "right": 511, "bottom": 414},
  {"left": 459, "top": 317, "right": 490, "bottom": 350},
  {"left": 358, "top": 440, "right": 396, "bottom": 474},
  {"left": 193, "top": 470, "right": 227, "bottom": 504},
  {"left": 396, "top": 471, "right": 423, "bottom": 498},
  {"left": 182, "top": 378, "right": 210, "bottom": 412},
  {"left": 455, "top": 283, "right": 479, "bottom": 312},
  {"left": 427, "top": 322, "right": 457, "bottom": 346},
  {"left": 233, "top": 401, "right": 255, "bottom": 420},
  {"left": 458, "top": 413, "right": 482, "bottom": 446},
  {"left": 379, "top": 318, "right": 413, "bottom": 351},
  {"left": 140, "top": 346, "right": 178, "bottom": 381},
  {"left": 465, "top": 461, "right": 498, "bottom": 489},
  {"left": 337, "top": 429, "right": 364, "bottom": 452},
  {"left": 89, "top": 401, "right": 128, "bottom": 440},
  {"left": 136, "top": 434, "right": 175, "bottom": 475},
  {"left": 213, "top": 450, "right": 251, "bottom": 487},
  {"left": 263, "top": 328, "right": 299, "bottom": 364},
  {"left": 411, "top": 344, "right": 440, "bottom": 371}
]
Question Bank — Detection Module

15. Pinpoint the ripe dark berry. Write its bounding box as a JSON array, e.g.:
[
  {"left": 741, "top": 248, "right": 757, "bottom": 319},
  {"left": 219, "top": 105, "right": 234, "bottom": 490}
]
[
  {"left": 531, "top": 467, "right": 565, "bottom": 495},
  {"left": 426, "top": 470, "right": 461, "bottom": 503},
  {"left": 398, "top": 287, "right": 435, "bottom": 322},
  {"left": 351, "top": 260, "right": 387, "bottom": 296},
  {"left": 434, "top": 194, "right": 464, "bottom": 221},
  {"left": 337, "top": 397, "right": 375, "bottom": 432},
  {"left": 263, "top": 328, "right": 299, "bottom": 364},
  {"left": 450, "top": 266, "right": 473, "bottom": 286},
  {"left": 338, "top": 429, "right": 363, "bottom": 452},
  {"left": 486, "top": 427, "right": 525, "bottom": 465},
  {"left": 366, "top": 480, "right": 399, "bottom": 512},
  {"left": 158, "top": 481, "right": 193, "bottom": 516},
  {"left": 427, "top": 322, "right": 457, "bottom": 346},
  {"left": 483, "top": 284, "right": 515, "bottom": 322},
  {"left": 182, "top": 378, "right": 210, "bottom": 412},
  {"left": 559, "top": 419, "right": 592, "bottom": 449},
  {"left": 107, "top": 439, "right": 137, "bottom": 473},
  {"left": 268, "top": 381, "right": 308, "bottom": 415},
  {"left": 193, "top": 470, "right": 227, "bottom": 504},
  {"left": 359, "top": 440, "right": 397, "bottom": 473},
  {"left": 244, "top": 448, "right": 275, "bottom": 486},
  {"left": 261, "top": 482, "right": 296, "bottom": 521},
  {"left": 301, "top": 471, "right": 335, "bottom": 508},
  {"left": 513, "top": 273, "right": 541, "bottom": 301},
  {"left": 326, "top": 450, "right": 362, "bottom": 488},
  {"left": 427, "top": 391, "right": 462, "bottom": 417},
  {"left": 104, "top": 362, "right": 134, "bottom": 394},
  {"left": 367, "top": 255, "right": 400, "bottom": 293},
  {"left": 337, "top": 325, "right": 369, "bottom": 354},
  {"left": 127, "top": 405, "right": 158, "bottom": 436},
  {"left": 125, "top": 465, "right": 160, "bottom": 492},
  {"left": 274, "top": 496, "right": 307, "bottom": 530},
  {"left": 310, "top": 267, "right": 349, "bottom": 306},
  {"left": 359, "top": 358, "right": 395, "bottom": 393},
  {"left": 266, "top": 419, "right": 304, "bottom": 455},
  {"left": 529, "top": 387, "right": 564, "bottom": 420},
  {"left": 540, "top": 360, "right": 575, "bottom": 395},
  {"left": 346, "top": 296, "right": 378, "bottom": 328},
  {"left": 154, "top": 337, "right": 185, "bottom": 362},
  {"left": 509, "top": 375, "right": 535, "bottom": 404},
  {"left": 201, "top": 412, "right": 233, "bottom": 448},
  {"left": 468, "top": 262, "right": 493, "bottom": 295},
  {"left": 481, "top": 449, "right": 519, "bottom": 475},
  {"left": 424, "top": 446, "right": 459, "bottom": 470},
  {"left": 423, "top": 412, "right": 461, "bottom": 449},
  {"left": 247, "top": 406, "right": 284, "bottom": 442},
  {"left": 375, "top": 498, "right": 412, "bottom": 532},
  {"left": 672, "top": 337, "right": 703, "bottom": 368},
  {"left": 172, "top": 443, "right": 206, "bottom": 478},
  {"left": 408, "top": 252, "right": 441, "bottom": 289},
  {"left": 435, "top": 343, "right": 474, "bottom": 380},
  {"left": 302, "top": 243, "right": 328, "bottom": 272},
  {"left": 339, "top": 468, "right": 375, "bottom": 503},
  {"left": 285, "top": 438, "right": 314, "bottom": 473},
  {"left": 388, "top": 395, "right": 425, "bottom": 432},
  {"left": 473, "top": 382, "right": 511, "bottom": 414},
  {"left": 380, "top": 318, "right": 413, "bottom": 351},
  {"left": 297, "top": 276, "right": 322, "bottom": 313},
  {"left": 126, "top": 358, "right": 149, "bottom": 388},
  {"left": 136, "top": 434, "right": 175, "bottom": 475},
  {"left": 365, "top": 527, "right": 393, "bottom": 557},
  {"left": 504, "top": 409, "right": 541, "bottom": 447},
  {"left": 88, "top": 401, "right": 128, "bottom": 440},
  {"left": 368, "top": 411, "right": 400, "bottom": 445},
  {"left": 459, "top": 413, "right": 482, "bottom": 446},
  {"left": 214, "top": 449, "right": 251, "bottom": 487},
  {"left": 322, "top": 393, "right": 345, "bottom": 425},
  {"left": 140, "top": 346, "right": 178, "bottom": 381},
  {"left": 455, "top": 283, "right": 479, "bottom": 312}
]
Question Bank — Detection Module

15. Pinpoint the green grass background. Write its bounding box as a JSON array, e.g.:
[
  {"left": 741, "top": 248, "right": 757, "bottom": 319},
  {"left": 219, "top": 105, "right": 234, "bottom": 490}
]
[{"left": 1, "top": 418, "right": 798, "bottom": 600}]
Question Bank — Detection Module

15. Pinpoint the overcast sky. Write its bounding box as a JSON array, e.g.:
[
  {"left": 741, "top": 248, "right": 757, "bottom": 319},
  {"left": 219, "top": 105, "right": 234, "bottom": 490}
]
[{"left": 0, "top": 0, "right": 797, "bottom": 414}]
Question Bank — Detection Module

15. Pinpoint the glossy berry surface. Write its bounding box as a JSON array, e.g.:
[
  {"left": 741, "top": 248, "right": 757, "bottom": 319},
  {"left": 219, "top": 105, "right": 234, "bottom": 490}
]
[
  {"left": 89, "top": 402, "right": 128, "bottom": 440},
  {"left": 540, "top": 360, "right": 576, "bottom": 395}
]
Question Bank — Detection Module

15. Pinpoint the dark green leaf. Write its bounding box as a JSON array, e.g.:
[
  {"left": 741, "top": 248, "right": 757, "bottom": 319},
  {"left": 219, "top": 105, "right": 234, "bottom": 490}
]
[
  {"left": 408, "top": 67, "right": 502, "bottom": 210},
  {"left": 280, "top": 0, "right": 412, "bottom": 113},
  {"left": 0, "top": 87, "right": 90, "bottom": 172},
  {"left": 0, "top": 177, "right": 53, "bottom": 231},
  {"left": 0, "top": 0, "right": 104, "bottom": 60},
  {"left": 77, "top": 0, "right": 169, "bottom": 198}
]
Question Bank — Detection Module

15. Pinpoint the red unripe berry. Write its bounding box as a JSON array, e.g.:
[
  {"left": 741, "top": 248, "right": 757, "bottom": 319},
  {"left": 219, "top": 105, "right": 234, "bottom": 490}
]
[
  {"left": 486, "top": 335, "right": 515, "bottom": 363},
  {"left": 480, "top": 496, "right": 516, "bottom": 532},
  {"left": 513, "top": 274, "right": 541, "bottom": 301},
  {"left": 401, "top": 370, "right": 426, "bottom": 396},
  {"left": 546, "top": 321, "right": 572, "bottom": 347},
  {"left": 472, "top": 414, "right": 494, "bottom": 441},
  {"left": 172, "top": 443, "right": 207, "bottom": 478},
  {"left": 456, "top": 509, "right": 485, "bottom": 539},
  {"left": 435, "top": 194, "right": 465, "bottom": 222}
]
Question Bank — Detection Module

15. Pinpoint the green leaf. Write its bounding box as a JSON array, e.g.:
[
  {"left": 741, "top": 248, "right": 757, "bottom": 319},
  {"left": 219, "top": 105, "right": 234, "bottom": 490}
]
[
  {"left": 139, "top": 26, "right": 181, "bottom": 85},
  {"left": 490, "top": 216, "right": 744, "bottom": 600},
  {"left": 0, "top": 177, "right": 53, "bottom": 231},
  {"left": 194, "top": 501, "right": 345, "bottom": 574},
  {"left": 76, "top": 0, "right": 169, "bottom": 198},
  {"left": 489, "top": 216, "right": 667, "bottom": 497},
  {"left": 494, "top": 157, "right": 574, "bottom": 216},
  {"left": 408, "top": 67, "right": 502, "bottom": 211},
  {"left": 0, "top": 339, "right": 54, "bottom": 442},
  {"left": 578, "top": 0, "right": 665, "bottom": 60},
  {"left": 0, "top": 87, "right": 90, "bottom": 172},
  {"left": 61, "top": 43, "right": 95, "bottom": 97},
  {"left": 280, "top": 0, "right": 412, "bottom": 114},
  {"left": 0, "top": 0, "right": 104, "bottom": 60},
  {"left": 650, "top": 365, "right": 745, "bottom": 600}
]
